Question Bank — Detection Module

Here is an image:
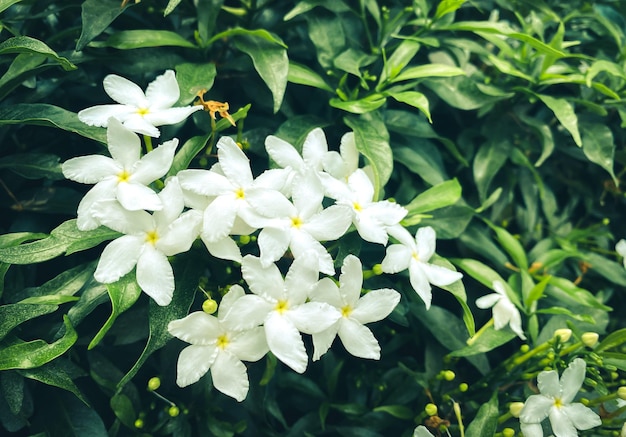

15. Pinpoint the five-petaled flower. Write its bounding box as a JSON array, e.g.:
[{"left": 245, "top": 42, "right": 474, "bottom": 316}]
[
  {"left": 519, "top": 358, "right": 602, "bottom": 437},
  {"left": 476, "top": 280, "right": 526, "bottom": 340},
  {"left": 78, "top": 70, "right": 202, "bottom": 137}
]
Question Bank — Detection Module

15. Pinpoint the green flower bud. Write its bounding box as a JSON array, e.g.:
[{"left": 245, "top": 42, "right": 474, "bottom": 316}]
[
  {"left": 618, "top": 386, "right": 626, "bottom": 400},
  {"left": 239, "top": 235, "right": 251, "bottom": 245},
  {"left": 134, "top": 419, "right": 144, "bottom": 428},
  {"left": 519, "top": 344, "right": 530, "bottom": 353},
  {"left": 459, "top": 382, "right": 468, "bottom": 392},
  {"left": 202, "top": 298, "right": 218, "bottom": 314},
  {"left": 168, "top": 406, "right": 180, "bottom": 417},
  {"left": 425, "top": 403, "right": 438, "bottom": 416},
  {"left": 372, "top": 264, "right": 383, "bottom": 275},
  {"left": 442, "top": 370, "right": 455, "bottom": 381},
  {"left": 502, "top": 428, "right": 515, "bottom": 437},
  {"left": 147, "top": 377, "right": 161, "bottom": 391},
  {"left": 509, "top": 402, "right": 524, "bottom": 418}
]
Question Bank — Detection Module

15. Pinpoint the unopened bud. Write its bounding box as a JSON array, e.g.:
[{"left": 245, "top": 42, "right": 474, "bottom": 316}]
[
  {"left": 618, "top": 386, "right": 626, "bottom": 400},
  {"left": 442, "top": 370, "right": 455, "bottom": 381},
  {"left": 202, "top": 298, "right": 218, "bottom": 314},
  {"left": 239, "top": 235, "right": 251, "bottom": 245},
  {"left": 519, "top": 344, "right": 530, "bottom": 353},
  {"left": 134, "top": 418, "right": 144, "bottom": 428},
  {"left": 553, "top": 328, "right": 572, "bottom": 342},
  {"left": 509, "top": 402, "right": 524, "bottom": 418},
  {"left": 502, "top": 428, "right": 515, "bottom": 437},
  {"left": 372, "top": 264, "right": 383, "bottom": 275},
  {"left": 581, "top": 332, "right": 599, "bottom": 348},
  {"left": 425, "top": 403, "right": 438, "bottom": 416},
  {"left": 168, "top": 405, "right": 180, "bottom": 417},
  {"left": 147, "top": 377, "right": 161, "bottom": 391},
  {"left": 459, "top": 382, "right": 468, "bottom": 392}
]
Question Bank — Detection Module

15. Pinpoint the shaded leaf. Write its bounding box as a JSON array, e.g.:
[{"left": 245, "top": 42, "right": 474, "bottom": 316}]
[
  {"left": 581, "top": 123, "right": 616, "bottom": 183},
  {"left": 0, "top": 304, "right": 58, "bottom": 341},
  {"left": 175, "top": 62, "right": 217, "bottom": 105},
  {"left": 0, "top": 153, "right": 62, "bottom": 180},
  {"left": 288, "top": 61, "right": 333, "bottom": 92},
  {"left": 76, "top": 0, "right": 128, "bottom": 51},
  {"left": 18, "top": 361, "right": 87, "bottom": 404},
  {"left": 0, "top": 36, "right": 76, "bottom": 71},
  {"left": 450, "top": 325, "right": 516, "bottom": 357},
  {"left": 465, "top": 391, "right": 499, "bottom": 437},
  {"left": 387, "top": 91, "right": 431, "bottom": 122},
  {"left": 98, "top": 30, "right": 197, "bottom": 49}
]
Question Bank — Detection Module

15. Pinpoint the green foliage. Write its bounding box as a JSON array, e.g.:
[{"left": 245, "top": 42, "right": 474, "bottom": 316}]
[{"left": 1, "top": 0, "right": 626, "bottom": 436}]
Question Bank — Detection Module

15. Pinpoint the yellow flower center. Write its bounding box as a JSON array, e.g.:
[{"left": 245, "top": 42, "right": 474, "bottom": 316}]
[
  {"left": 117, "top": 169, "right": 131, "bottom": 183},
  {"left": 216, "top": 334, "right": 229, "bottom": 349},
  {"left": 353, "top": 202, "right": 362, "bottom": 212},
  {"left": 291, "top": 216, "right": 303, "bottom": 228},
  {"left": 412, "top": 251, "right": 419, "bottom": 262},
  {"left": 235, "top": 187, "right": 245, "bottom": 199},
  {"left": 554, "top": 397, "right": 563, "bottom": 408},
  {"left": 275, "top": 300, "right": 289, "bottom": 314},
  {"left": 341, "top": 305, "right": 353, "bottom": 318},
  {"left": 137, "top": 107, "right": 150, "bottom": 117},
  {"left": 145, "top": 230, "right": 159, "bottom": 245}
]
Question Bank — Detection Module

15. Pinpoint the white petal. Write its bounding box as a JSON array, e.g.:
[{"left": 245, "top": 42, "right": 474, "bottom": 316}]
[
  {"left": 338, "top": 318, "right": 380, "bottom": 359},
  {"left": 257, "top": 227, "right": 290, "bottom": 267},
  {"left": 519, "top": 394, "right": 553, "bottom": 423},
  {"left": 284, "top": 252, "right": 320, "bottom": 304},
  {"left": 292, "top": 171, "right": 324, "bottom": 218},
  {"left": 304, "top": 205, "right": 352, "bottom": 241},
  {"left": 289, "top": 231, "right": 335, "bottom": 275},
  {"left": 157, "top": 211, "right": 202, "bottom": 256},
  {"left": 143, "top": 106, "right": 202, "bottom": 126},
  {"left": 492, "top": 300, "right": 514, "bottom": 330},
  {"left": 201, "top": 195, "right": 238, "bottom": 242},
  {"left": 217, "top": 284, "right": 245, "bottom": 318},
  {"left": 178, "top": 168, "right": 232, "bottom": 196},
  {"left": 228, "top": 327, "right": 269, "bottom": 362},
  {"left": 175, "top": 344, "right": 217, "bottom": 387},
  {"left": 312, "top": 326, "right": 338, "bottom": 361},
  {"left": 339, "top": 131, "right": 359, "bottom": 173},
  {"left": 415, "top": 226, "right": 437, "bottom": 262},
  {"left": 211, "top": 351, "right": 249, "bottom": 402},
  {"left": 347, "top": 169, "right": 374, "bottom": 204},
  {"left": 351, "top": 288, "right": 400, "bottom": 324},
  {"left": 475, "top": 293, "right": 500, "bottom": 309},
  {"left": 387, "top": 224, "right": 416, "bottom": 248},
  {"left": 116, "top": 182, "right": 162, "bottom": 211},
  {"left": 616, "top": 239, "right": 626, "bottom": 260},
  {"left": 217, "top": 136, "right": 254, "bottom": 187},
  {"left": 76, "top": 180, "right": 117, "bottom": 230},
  {"left": 519, "top": 422, "right": 544, "bottom": 437},
  {"left": 78, "top": 105, "right": 135, "bottom": 127},
  {"left": 321, "top": 151, "right": 347, "bottom": 179},
  {"left": 107, "top": 117, "right": 141, "bottom": 166},
  {"left": 380, "top": 244, "right": 411, "bottom": 274},
  {"left": 537, "top": 369, "right": 561, "bottom": 398},
  {"left": 154, "top": 177, "right": 185, "bottom": 225},
  {"left": 548, "top": 406, "right": 577, "bottom": 437},
  {"left": 366, "top": 200, "right": 407, "bottom": 226},
  {"left": 131, "top": 138, "right": 177, "bottom": 184},
  {"left": 103, "top": 73, "right": 148, "bottom": 107},
  {"left": 354, "top": 214, "right": 389, "bottom": 245},
  {"left": 168, "top": 312, "right": 220, "bottom": 344},
  {"left": 122, "top": 115, "right": 161, "bottom": 137},
  {"left": 508, "top": 306, "right": 527, "bottom": 340},
  {"left": 310, "top": 277, "right": 342, "bottom": 307},
  {"left": 94, "top": 236, "right": 143, "bottom": 283},
  {"left": 253, "top": 168, "right": 289, "bottom": 191},
  {"left": 338, "top": 255, "right": 363, "bottom": 305},
  {"left": 221, "top": 294, "right": 274, "bottom": 330},
  {"left": 301, "top": 128, "right": 328, "bottom": 169},
  {"left": 247, "top": 189, "right": 294, "bottom": 218},
  {"left": 93, "top": 200, "right": 154, "bottom": 234},
  {"left": 409, "top": 262, "right": 433, "bottom": 309},
  {"left": 202, "top": 235, "right": 242, "bottom": 262},
  {"left": 288, "top": 302, "right": 341, "bottom": 334},
  {"left": 136, "top": 246, "right": 174, "bottom": 306},
  {"left": 265, "top": 312, "right": 308, "bottom": 373},
  {"left": 145, "top": 70, "right": 179, "bottom": 109},
  {"left": 241, "top": 255, "right": 285, "bottom": 299},
  {"left": 562, "top": 403, "right": 602, "bottom": 431},
  {"left": 265, "top": 135, "right": 303, "bottom": 170},
  {"left": 62, "top": 155, "right": 119, "bottom": 184},
  {"left": 421, "top": 263, "right": 463, "bottom": 287},
  {"left": 560, "top": 358, "right": 586, "bottom": 403}
]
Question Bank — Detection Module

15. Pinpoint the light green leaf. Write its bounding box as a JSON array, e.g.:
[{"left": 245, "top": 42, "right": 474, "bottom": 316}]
[
  {"left": 0, "top": 304, "right": 58, "bottom": 341},
  {"left": 487, "top": 54, "right": 534, "bottom": 82},
  {"left": 89, "top": 273, "right": 142, "bottom": 350},
  {"left": 164, "top": 0, "right": 184, "bottom": 16},
  {"left": 0, "top": 0, "right": 23, "bottom": 14},
  {"left": 0, "top": 153, "right": 62, "bottom": 180},
  {"left": 583, "top": 251, "right": 626, "bottom": 286},
  {"left": 387, "top": 91, "right": 431, "bottom": 122},
  {"left": 333, "top": 48, "right": 377, "bottom": 79},
  {"left": 404, "top": 179, "right": 462, "bottom": 215},
  {"left": 76, "top": 0, "right": 128, "bottom": 51},
  {"left": 547, "top": 277, "right": 611, "bottom": 311},
  {"left": 435, "top": 0, "right": 467, "bottom": 20},
  {"left": 0, "top": 220, "right": 119, "bottom": 265},
  {"left": 0, "top": 103, "right": 107, "bottom": 143},
  {"left": 344, "top": 112, "right": 393, "bottom": 199},
  {"left": 393, "top": 63, "right": 466, "bottom": 82},
  {"left": 168, "top": 132, "right": 212, "bottom": 177},
  {"left": 536, "top": 94, "right": 582, "bottom": 146},
  {"left": 0, "top": 316, "right": 77, "bottom": 370},
  {"left": 488, "top": 224, "right": 528, "bottom": 270},
  {"left": 288, "top": 61, "right": 333, "bottom": 92},
  {"left": 451, "top": 258, "right": 508, "bottom": 289},
  {"left": 450, "top": 325, "right": 516, "bottom": 357},
  {"left": 379, "top": 39, "right": 421, "bottom": 84},
  {"left": 596, "top": 328, "right": 626, "bottom": 353},
  {"left": 175, "top": 62, "right": 217, "bottom": 105},
  {"left": 536, "top": 307, "right": 595, "bottom": 324},
  {"left": 232, "top": 33, "right": 288, "bottom": 113},
  {"left": 98, "top": 30, "right": 197, "bottom": 49},
  {"left": 465, "top": 391, "right": 499, "bottom": 437},
  {"left": 581, "top": 123, "right": 616, "bottom": 183},
  {"left": 329, "top": 94, "right": 387, "bottom": 114},
  {"left": 18, "top": 296, "right": 79, "bottom": 305},
  {"left": 585, "top": 59, "right": 626, "bottom": 86},
  {"left": 0, "top": 36, "right": 76, "bottom": 71},
  {"left": 473, "top": 139, "right": 510, "bottom": 201}
]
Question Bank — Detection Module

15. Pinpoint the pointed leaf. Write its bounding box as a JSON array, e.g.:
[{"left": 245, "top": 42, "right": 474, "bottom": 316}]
[
  {"left": 465, "top": 391, "right": 499, "bottom": 437},
  {"left": 288, "top": 61, "right": 333, "bottom": 92},
  {"left": 581, "top": 123, "right": 616, "bottom": 183},
  {"left": 76, "top": 0, "right": 128, "bottom": 51},
  {"left": 0, "top": 304, "right": 58, "bottom": 341},
  {"left": 18, "top": 361, "right": 87, "bottom": 404},
  {"left": 0, "top": 153, "right": 62, "bottom": 180},
  {"left": 98, "top": 30, "right": 197, "bottom": 49},
  {"left": 175, "top": 62, "right": 217, "bottom": 105},
  {"left": 0, "top": 36, "right": 76, "bottom": 71},
  {"left": 536, "top": 94, "right": 582, "bottom": 146}
]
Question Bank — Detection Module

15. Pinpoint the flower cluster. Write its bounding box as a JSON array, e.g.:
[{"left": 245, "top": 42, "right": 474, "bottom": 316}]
[{"left": 63, "top": 71, "right": 464, "bottom": 401}]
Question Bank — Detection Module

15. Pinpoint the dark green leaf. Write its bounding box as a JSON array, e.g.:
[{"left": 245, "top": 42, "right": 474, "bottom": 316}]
[
  {"left": 0, "top": 304, "right": 58, "bottom": 341},
  {"left": 76, "top": 0, "right": 128, "bottom": 51},
  {"left": 44, "top": 392, "right": 107, "bottom": 437},
  {"left": 0, "top": 53, "right": 48, "bottom": 101},
  {"left": 0, "top": 36, "right": 76, "bottom": 71},
  {"left": 372, "top": 405, "right": 413, "bottom": 419},
  {"left": 175, "top": 62, "right": 217, "bottom": 105},
  {"left": 581, "top": 123, "right": 616, "bottom": 183},
  {"left": 168, "top": 132, "right": 212, "bottom": 176},
  {"left": 473, "top": 139, "right": 510, "bottom": 202},
  {"left": 450, "top": 325, "right": 517, "bottom": 357},
  {"left": 18, "top": 361, "right": 87, "bottom": 404},
  {"left": 424, "top": 76, "right": 513, "bottom": 110},
  {"left": 98, "top": 30, "right": 197, "bottom": 49},
  {"left": 164, "top": 0, "right": 184, "bottom": 16},
  {"left": 465, "top": 391, "right": 499, "bottom": 437},
  {"left": 596, "top": 328, "right": 626, "bottom": 353},
  {"left": 0, "top": 153, "right": 62, "bottom": 180},
  {"left": 387, "top": 91, "right": 431, "bottom": 122}
]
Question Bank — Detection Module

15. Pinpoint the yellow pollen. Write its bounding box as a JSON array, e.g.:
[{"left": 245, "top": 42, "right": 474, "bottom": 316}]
[
  {"left": 117, "top": 169, "right": 131, "bottom": 183},
  {"left": 145, "top": 230, "right": 159, "bottom": 245},
  {"left": 216, "top": 334, "right": 229, "bottom": 349},
  {"left": 341, "top": 305, "right": 352, "bottom": 318},
  {"left": 291, "top": 216, "right": 303, "bottom": 228},
  {"left": 235, "top": 187, "right": 245, "bottom": 199},
  {"left": 137, "top": 107, "right": 150, "bottom": 116},
  {"left": 554, "top": 397, "right": 563, "bottom": 408},
  {"left": 412, "top": 251, "right": 419, "bottom": 262},
  {"left": 275, "top": 300, "right": 289, "bottom": 314},
  {"left": 353, "top": 202, "right": 362, "bottom": 212}
]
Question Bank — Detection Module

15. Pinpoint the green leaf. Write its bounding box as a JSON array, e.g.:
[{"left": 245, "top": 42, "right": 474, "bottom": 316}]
[
  {"left": 333, "top": 48, "right": 377, "bottom": 80},
  {"left": 0, "top": 316, "right": 77, "bottom": 370},
  {"left": 0, "top": 220, "right": 119, "bottom": 265},
  {"left": 423, "top": 76, "right": 513, "bottom": 110},
  {"left": 99, "top": 30, "right": 197, "bottom": 49},
  {"left": 76, "top": 0, "right": 128, "bottom": 51},
  {"left": 175, "top": 62, "right": 217, "bottom": 105},
  {"left": 434, "top": 0, "right": 467, "bottom": 20},
  {"left": 164, "top": 0, "right": 184, "bottom": 16},
  {"left": 0, "top": 36, "right": 76, "bottom": 71},
  {"left": 536, "top": 307, "right": 595, "bottom": 324},
  {"left": 0, "top": 53, "right": 48, "bottom": 100},
  {"left": 0, "top": 103, "right": 107, "bottom": 143},
  {"left": 583, "top": 251, "right": 626, "bottom": 286},
  {"left": 535, "top": 94, "right": 582, "bottom": 146},
  {"left": 288, "top": 61, "right": 333, "bottom": 92},
  {"left": 0, "top": 153, "right": 62, "bottom": 180},
  {"left": 450, "top": 325, "right": 517, "bottom": 357},
  {"left": 0, "top": 0, "right": 23, "bottom": 14},
  {"left": 581, "top": 123, "right": 616, "bottom": 183},
  {"left": 404, "top": 179, "right": 462, "bottom": 216},
  {"left": 89, "top": 273, "right": 142, "bottom": 350},
  {"left": 379, "top": 39, "right": 421, "bottom": 84},
  {"left": 451, "top": 258, "right": 508, "bottom": 289},
  {"left": 304, "top": 12, "right": 346, "bottom": 70},
  {"left": 525, "top": 275, "right": 551, "bottom": 307},
  {"left": 486, "top": 54, "right": 534, "bottom": 82},
  {"left": 372, "top": 405, "right": 413, "bottom": 419},
  {"left": 18, "top": 361, "right": 87, "bottom": 404},
  {"left": 196, "top": 0, "right": 224, "bottom": 43},
  {"left": 117, "top": 254, "right": 201, "bottom": 390},
  {"left": 393, "top": 143, "right": 447, "bottom": 186},
  {"left": 472, "top": 139, "right": 510, "bottom": 202},
  {"left": 168, "top": 132, "right": 212, "bottom": 177},
  {"left": 344, "top": 112, "right": 393, "bottom": 199},
  {"left": 13, "top": 262, "right": 95, "bottom": 303},
  {"left": 488, "top": 224, "right": 528, "bottom": 270},
  {"left": 596, "top": 328, "right": 626, "bottom": 353},
  {"left": 387, "top": 91, "right": 431, "bottom": 122},
  {"left": 329, "top": 93, "right": 387, "bottom": 114},
  {"left": 0, "top": 304, "right": 58, "bottom": 341},
  {"left": 517, "top": 112, "right": 554, "bottom": 167},
  {"left": 232, "top": 33, "right": 288, "bottom": 113},
  {"left": 465, "top": 391, "right": 499, "bottom": 437},
  {"left": 43, "top": 392, "right": 107, "bottom": 437},
  {"left": 547, "top": 277, "right": 611, "bottom": 311},
  {"left": 392, "top": 63, "right": 466, "bottom": 82}
]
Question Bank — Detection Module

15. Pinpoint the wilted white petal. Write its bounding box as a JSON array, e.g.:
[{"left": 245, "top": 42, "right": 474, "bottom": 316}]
[
  {"left": 264, "top": 312, "right": 308, "bottom": 373},
  {"left": 94, "top": 235, "right": 143, "bottom": 283},
  {"left": 136, "top": 246, "right": 174, "bottom": 306},
  {"left": 175, "top": 344, "right": 217, "bottom": 387},
  {"left": 210, "top": 352, "right": 249, "bottom": 402},
  {"left": 168, "top": 312, "right": 220, "bottom": 345},
  {"left": 338, "top": 318, "right": 380, "bottom": 359}
]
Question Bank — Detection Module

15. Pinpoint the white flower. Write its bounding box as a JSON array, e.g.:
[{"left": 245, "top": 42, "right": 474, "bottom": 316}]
[
  {"left": 616, "top": 239, "right": 626, "bottom": 268},
  {"left": 321, "top": 131, "right": 360, "bottom": 181},
  {"left": 311, "top": 255, "right": 400, "bottom": 361},
  {"left": 62, "top": 118, "right": 177, "bottom": 230},
  {"left": 413, "top": 426, "right": 435, "bottom": 437},
  {"left": 221, "top": 253, "right": 341, "bottom": 373},
  {"left": 519, "top": 358, "right": 602, "bottom": 437},
  {"left": 380, "top": 225, "right": 463, "bottom": 309},
  {"left": 323, "top": 168, "right": 407, "bottom": 245},
  {"left": 93, "top": 178, "right": 201, "bottom": 306},
  {"left": 177, "top": 136, "right": 284, "bottom": 243},
  {"left": 167, "top": 285, "right": 268, "bottom": 401},
  {"left": 78, "top": 70, "right": 202, "bottom": 137},
  {"left": 476, "top": 280, "right": 526, "bottom": 340}
]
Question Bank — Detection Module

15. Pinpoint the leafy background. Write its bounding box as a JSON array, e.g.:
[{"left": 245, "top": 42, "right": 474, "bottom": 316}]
[{"left": 1, "top": 0, "right": 626, "bottom": 435}]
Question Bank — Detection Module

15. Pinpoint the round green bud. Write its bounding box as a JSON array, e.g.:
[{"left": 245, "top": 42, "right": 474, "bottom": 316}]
[
  {"left": 202, "top": 298, "right": 218, "bottom": 314},
  {"left": 425, "top": 403, "right": 438, "bottom": 416},
  {"left": 459, "top": 382, "right": 468, "bottom": 392},
  {"left": 168, "top": 406, "right": 180, "bottom": 417},
  {"left": 519, "top": 344, "right": 530, "bottom": 353},
  {"left": 239, "top": 235, "right": 251, "bottom": 245},
  {"left": 147, "top": 377, "right": 161, "bottom": 391},
  {"left": 372, "top": 264, "right": 383, "bottom": 275},
  {"left": 618, "top": 386, "right": 626, "bottom": 400},
  {"left": 509, "top": 402, "right": 524, "bottom": 418},
  {"left": 442, "top": 370, "right": 455, "bottom": 381},
  {"left": 602, "top": 218, "right": 610, "bottom": 225},
  {"left": 581, "top": 332, "right": 599, "bottom": 348},
  {"left": 134, "top": 419, "right": 144, "bottom": 429},
  {"left": 502, "top": 428, "right": 515, "bottom": 437}
]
